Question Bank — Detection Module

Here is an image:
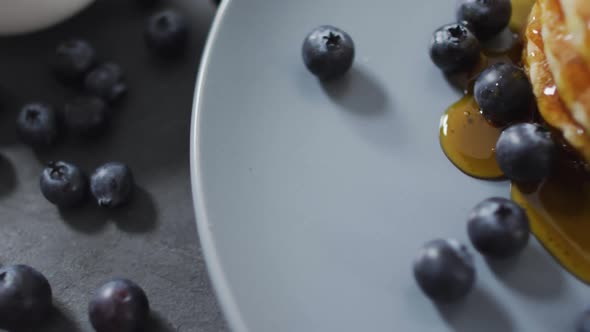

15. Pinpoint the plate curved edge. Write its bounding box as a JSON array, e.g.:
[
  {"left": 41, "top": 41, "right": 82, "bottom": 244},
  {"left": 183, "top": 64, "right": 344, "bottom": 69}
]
[{"left": 189, "top": 1, "right": 249, "bottom": 332}]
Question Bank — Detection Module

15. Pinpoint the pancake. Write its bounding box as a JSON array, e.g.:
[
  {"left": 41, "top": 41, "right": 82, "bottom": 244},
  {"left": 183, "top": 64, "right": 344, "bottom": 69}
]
[
  {"left": 561, "top": 0, "right": 590, "bottom": 64},
  {"left": 540, "top": 0, "right": 590, "bottom": 134},
  {"left": 524, "top": 2, "right": 590, "bottom": 162}
]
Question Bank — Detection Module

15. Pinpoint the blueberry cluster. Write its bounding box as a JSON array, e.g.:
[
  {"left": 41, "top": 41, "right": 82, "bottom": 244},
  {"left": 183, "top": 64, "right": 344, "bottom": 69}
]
[
  {"left": 3, "top": 5, "right": 192, "bottom": 331},
  {"left": 430, "top": 1, "right": 538, "bottom": 128},
  {"left": 0, "top": 263, "right": 149, "bottom": 331},
  {"left": 430, "top": 0, "right": 513, "bottom": 75},
  {"left": 18, "top": 39, "right": 123, "bottom": 146},
  {"left": 40, "top": 161, "right": 134, "bottom": 209},
  {"left": 418, "top": 0, "right": 561, "bottom": 306},
  {"left": 20, "top": 7, "right": 190, "bottom": 147},
  {"left": 414, "top": 197, "right": 530, "bottom": 302}
]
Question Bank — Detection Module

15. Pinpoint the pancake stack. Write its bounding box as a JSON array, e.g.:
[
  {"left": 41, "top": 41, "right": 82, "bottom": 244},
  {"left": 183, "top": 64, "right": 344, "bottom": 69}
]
[{"left": 523, "top": 0, "right": 590, "bottom": 161}]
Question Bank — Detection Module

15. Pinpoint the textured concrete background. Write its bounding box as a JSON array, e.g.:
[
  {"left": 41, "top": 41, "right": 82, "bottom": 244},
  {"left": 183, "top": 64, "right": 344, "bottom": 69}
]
[{"left": 0, "top": 0, "right": 229, "bottom": 331}]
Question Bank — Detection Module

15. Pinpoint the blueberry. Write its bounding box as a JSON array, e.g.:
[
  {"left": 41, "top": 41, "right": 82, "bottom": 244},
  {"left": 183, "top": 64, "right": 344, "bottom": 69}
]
[
  {"left": 457, "top": 0, "right": 512, "bottom": 41},
  {"left": 145, "top": 10, "right": 189, "bottom": 57},
  {"left": 85, "top": 63, "right": 128, "bottom": 103},
  {"left": 474, "top": 63, "right": 533, "bottom": 125},
  {"left": 413, "top": 239, "right": 475, "bottom": 302},
  {"left": 63, "top": 96, "right": 109, "bottom": 136},
  {"left": 16, "top": 103, "right": 59, "bottom": 147},
  {"left": 578, "top": 310, "right": 590, "bottom": 332},
  {"left": 89, "top": 279, "right": 150, "bottom": 332},
  {"left": 496, "top": 123, "right": 557, "bottom": 182},
  {"left": 40, "top": 161, "right": 88, "bottom": 207},
  {"left": 429, "top": 23, "right": 481, "bottom": 73},
  {"left": 468, "top": 197, "right": 530, "bottom": 258},
  {"left": 90, "top": 162, "right": 134, "bottom": 208},
  {"left": 0, "top": 265, "right": 52, "bottom": 330},
  {"left": 52, "top": 39, "right": 97, "bottom": 83},
  {"left": 302, "top": 25, "right": 355, "bottom": 80}
]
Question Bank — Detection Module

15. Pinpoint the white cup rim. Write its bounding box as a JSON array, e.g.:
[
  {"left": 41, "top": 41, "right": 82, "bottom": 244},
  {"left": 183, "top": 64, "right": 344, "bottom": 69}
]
[{"left": 0, "top": 0, "right": 95, "bottom": 36}]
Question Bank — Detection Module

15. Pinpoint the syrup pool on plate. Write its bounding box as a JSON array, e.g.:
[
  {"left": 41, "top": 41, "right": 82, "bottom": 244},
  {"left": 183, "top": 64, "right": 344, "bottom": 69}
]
[
  {"left": 439, "top": 31, "right": 523, "bottom": 180},
  {"left": 439, "top": 96, "right": 503, "bottom": 179},
  {"left": 438, "top": 0, "right": 590, "bottom": 283},
  {"left": 512, "top": 158, "right": 590, "bottom": 282}
]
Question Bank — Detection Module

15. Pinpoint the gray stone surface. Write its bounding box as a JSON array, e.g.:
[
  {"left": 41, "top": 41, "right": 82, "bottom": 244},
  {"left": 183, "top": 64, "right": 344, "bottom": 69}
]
[{"left": 0, "top": 0, "right": 228, "bottom": 331}]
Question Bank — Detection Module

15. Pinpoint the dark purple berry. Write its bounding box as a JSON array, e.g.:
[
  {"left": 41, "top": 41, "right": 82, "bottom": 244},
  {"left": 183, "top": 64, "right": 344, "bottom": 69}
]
[
  {"left": 430, "top": 23, "right": 481, "bottom": 73},
  {"left": 89, "top": 279, "right": 150, "bottom": 332},
  {"left": 40, "top": 161, "right": 88, "bottom": 207},
  {"left": 0, "top": 265, "right": 52, "bottom": 330},
  {"left": 302, "top": 25, "right": 355, "bottom": 80},
  {"left": 84, "top": 63, "right": 128, "bottom": 103},
  {"left": 474, "top": 62, "right": 533, "bottom": 125},
  {"left": 145, "top": 10, "right": 189, "bottom": 57},
  {"left": 496, "top": 123, "right": 557, "bottom": 183},
  {"left": 414, "top": 239, "right": 475, "bottom": 302},
  {"left": 468, "top": 197, "right": 530, "bottom": 258},
  {"left": 63, "top": 96, "right": 109, "bottom": 136},
  {"left": 457, "top": 0, "right": 512, "bottom": 41},
  {"left": 16, "top": 103, "right": 59, "bottom": 146},
  {"left": 90, "top": 162, "right": 134, "bottom": 208},
  {"left": 52, "top": 39, "right": 97, "bottom": 84}
]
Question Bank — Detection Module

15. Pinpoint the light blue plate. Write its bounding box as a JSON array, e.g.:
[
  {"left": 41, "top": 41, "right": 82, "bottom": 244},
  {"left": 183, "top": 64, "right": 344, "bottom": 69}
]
[{"left": 191, "top": 1, "right": 589, "bottom": 331}]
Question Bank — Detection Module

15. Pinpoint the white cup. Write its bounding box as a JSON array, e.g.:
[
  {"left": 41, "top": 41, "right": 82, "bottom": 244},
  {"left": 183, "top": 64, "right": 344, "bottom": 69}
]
[{"left": 0, "top": 0, "right": 95, "bottom": 35}]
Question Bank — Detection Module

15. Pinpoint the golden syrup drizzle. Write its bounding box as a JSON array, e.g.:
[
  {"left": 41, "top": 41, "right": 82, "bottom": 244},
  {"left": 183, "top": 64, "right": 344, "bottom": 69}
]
[
  {"left": 439, "top": 42, "right": 522, "bottom": 179},
  {"left": 440, "top": 96, "right": 503, "bottom": 179},
  {"left": 440, "top": 0, "right": 590, "bottom": 284}
]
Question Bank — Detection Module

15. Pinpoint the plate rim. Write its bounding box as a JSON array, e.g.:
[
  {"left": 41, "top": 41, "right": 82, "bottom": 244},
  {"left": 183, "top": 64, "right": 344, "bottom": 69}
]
[{"left": 190, "top": 1, "right": 249, "bottom": 331}]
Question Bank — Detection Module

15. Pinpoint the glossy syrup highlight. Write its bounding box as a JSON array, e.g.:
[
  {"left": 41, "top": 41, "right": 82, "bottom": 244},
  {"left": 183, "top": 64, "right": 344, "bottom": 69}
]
[{"left": 440, "top": 96, "right": 503, "bottom": 179}]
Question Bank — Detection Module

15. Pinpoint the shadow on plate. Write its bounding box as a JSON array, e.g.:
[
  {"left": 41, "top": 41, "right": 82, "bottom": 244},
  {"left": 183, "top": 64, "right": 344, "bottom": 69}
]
[
  {"left": 59, "top": 186, "right": 157, "bottom": 234},
  {"left": 320, "top": 66, "right": 389, "bottom": 115},
  {"left": 486, "top": 243, "right": 565, "bottom": 300},
  {"left": 320, "top": 66, "right": 404, "bottom": 151},
  {"left": 437, "top": 286, "right": 515, "bottom": 332}
]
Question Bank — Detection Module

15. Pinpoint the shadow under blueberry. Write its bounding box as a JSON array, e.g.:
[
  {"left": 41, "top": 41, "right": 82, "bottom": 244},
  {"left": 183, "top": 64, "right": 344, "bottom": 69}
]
[
  {"left": 0, "top": 155, "right": 17, "bottom": 198},
  {"left": 40, "top": 304, "right": 82, "bottom": 332},
  {"left": 320, "top": 66, "right": 403, "bottom": 151},
  {"left": 320, "top": 66, "right": 389, "bottom": 115},
  {"left": 145, "top": 311, "right": 176, "bottom": 332},
  {"left": 58, "top": 200, "right": 109, "bottom": 234},
  {"left": 0, "top": 88, "right": 23, "bottom": 147},
  {"left": 436, "top": 287, "right": 515, "bottom": 332},
  {"left": 443, "top": 71, "right": 474, "bottom": 94},
  {"left": 111, "top": 186, "right": 158, "bottom": 234},
  {"left": 486, "top": 243, "right": 565, "bottom": 300},
  {"left": 58, "top": 186, "right": 157, "bottom": 234}
]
